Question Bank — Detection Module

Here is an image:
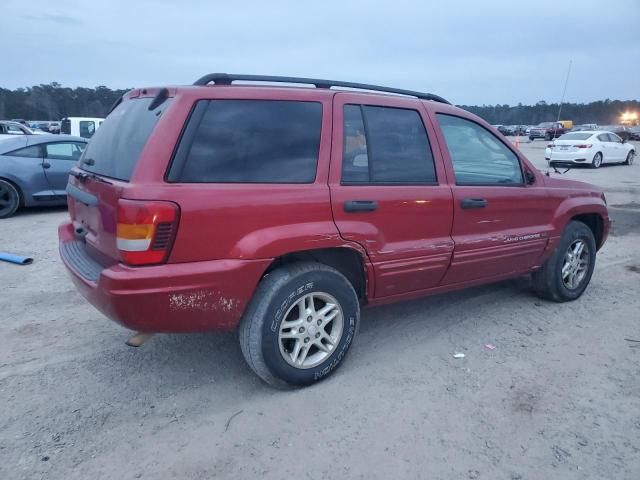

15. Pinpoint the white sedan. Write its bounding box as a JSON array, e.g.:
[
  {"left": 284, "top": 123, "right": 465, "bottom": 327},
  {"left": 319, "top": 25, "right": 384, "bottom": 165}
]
[{"left": 545, "top": 131, "right": 635, "bottom": 168}]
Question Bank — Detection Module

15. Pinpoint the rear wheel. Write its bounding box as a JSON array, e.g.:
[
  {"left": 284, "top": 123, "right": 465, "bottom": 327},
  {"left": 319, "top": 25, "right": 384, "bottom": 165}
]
[
  {"left": 591, "top": 152, "right": 603, "bottom": 168},
  {"left": 533, "top": 221, "right": 597, "bottom": 302},
  {"left": 545, "top": 132, "right": 552, "bottom": 141},
  {"left": 529, "top": 136, "right": 535, "bottom": 141},
  {"left": 239, "top": 262, "right": 360, "bottom": 387},
  {"left": 625, "top": 150, "right": 635, "bottom": 165},
  {"left": 0, "top": 179, "right": 21, "bottom": 219}
]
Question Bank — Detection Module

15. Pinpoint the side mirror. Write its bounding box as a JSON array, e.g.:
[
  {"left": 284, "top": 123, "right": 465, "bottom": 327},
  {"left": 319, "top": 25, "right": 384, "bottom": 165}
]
[
  {"left": 621, "top": 138, "right": 626, "bottom": 143},
  {"left": 525, "top": 169, "right": 536, "bottom": 185}
]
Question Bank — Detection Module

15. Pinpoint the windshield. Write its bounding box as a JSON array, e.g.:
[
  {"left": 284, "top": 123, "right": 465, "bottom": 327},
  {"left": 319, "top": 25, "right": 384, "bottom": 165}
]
[
  {"left": 80, "top": 97, "right": 171, "bottom": 181},
  {"left": 558, "top": 133, "right": 592, "bottom": 141},
  {"left": 538, "top": 122, "right": 555, "bottom": 128}
]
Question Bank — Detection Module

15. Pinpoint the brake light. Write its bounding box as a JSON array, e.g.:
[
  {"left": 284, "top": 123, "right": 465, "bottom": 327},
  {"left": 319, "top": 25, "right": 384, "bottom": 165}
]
[
  {"left": 573, "top": 144, "right": 592, "bottom": 148},
  {"left": 116, "top": 199, "right": 179, "bottom": 265}
]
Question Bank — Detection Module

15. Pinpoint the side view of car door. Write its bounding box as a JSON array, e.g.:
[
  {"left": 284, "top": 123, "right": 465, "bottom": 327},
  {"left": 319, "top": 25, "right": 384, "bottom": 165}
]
[
  {"left": 426, "top": 108, "right": 554, "bottom": 285},
  {"left": 42, "top": 141, "right": 86, "bottom": 200},
  {"left": 329, "top": 93, "right": 454, "bottom": 299},
  {"left": 606, "top": 133, "right": 625, "bottom": 163}
]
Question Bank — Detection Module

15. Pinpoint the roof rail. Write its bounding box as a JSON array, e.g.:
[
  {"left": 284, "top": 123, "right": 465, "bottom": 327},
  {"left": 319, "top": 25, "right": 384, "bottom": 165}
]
[{"left": 192, "top": 73, "right": 450, "bottom": 104}]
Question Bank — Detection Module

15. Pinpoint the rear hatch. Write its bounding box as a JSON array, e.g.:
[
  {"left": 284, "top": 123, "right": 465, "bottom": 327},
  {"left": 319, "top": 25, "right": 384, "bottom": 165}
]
[{"left": 66, "top": 92, "right": 172, "bottom": 265}]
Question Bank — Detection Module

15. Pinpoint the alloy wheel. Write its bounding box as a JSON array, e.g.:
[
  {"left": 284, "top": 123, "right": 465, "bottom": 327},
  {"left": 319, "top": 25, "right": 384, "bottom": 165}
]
[
  {"left": 561, "top": 239, "right": 590, "bottom": 290},
  {"left": 278, "top": 292, "right": 344, "bottom": 369}
]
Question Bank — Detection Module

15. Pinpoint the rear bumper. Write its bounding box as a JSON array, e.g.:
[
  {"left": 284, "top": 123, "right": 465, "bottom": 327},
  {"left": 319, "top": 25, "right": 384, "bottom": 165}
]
[{"left": 58, "top": 222, "right": 270, "bottom": 333}]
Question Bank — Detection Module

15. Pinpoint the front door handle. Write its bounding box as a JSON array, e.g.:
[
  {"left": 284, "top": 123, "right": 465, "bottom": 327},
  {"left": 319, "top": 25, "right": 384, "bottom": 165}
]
[
  {"left": 461, "top": 198, "right": 487, "bottom": 209},
  {"left": 42, "top": 162, "right": 51, "bottom": 169},
  {"left": 344, "top": 200, "right": 378, "bottom": 213}
]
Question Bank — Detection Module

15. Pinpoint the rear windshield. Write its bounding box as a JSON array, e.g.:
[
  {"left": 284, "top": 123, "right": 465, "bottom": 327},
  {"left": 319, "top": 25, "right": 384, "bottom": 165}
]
[
  {"left": 537, "top": 122, "right": 555, "bottom": 128},
  {"left": 558, "top": 133, "right": 592, "bottom": 140},
  {"left": 80, "top": 97, "right": 170, "bottom": 181}
]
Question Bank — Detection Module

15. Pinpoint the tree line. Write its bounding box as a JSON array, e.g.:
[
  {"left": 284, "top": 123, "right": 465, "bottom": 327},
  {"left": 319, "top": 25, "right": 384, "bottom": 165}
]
[{"left": 0, "top": 83, "right": 637, "bottom": 125}]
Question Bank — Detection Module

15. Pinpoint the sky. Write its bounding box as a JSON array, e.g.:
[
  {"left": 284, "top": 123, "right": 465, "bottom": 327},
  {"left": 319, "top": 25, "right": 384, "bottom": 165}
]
[{"left": 1, "top": 0, "right": 639, "bottom": 106}]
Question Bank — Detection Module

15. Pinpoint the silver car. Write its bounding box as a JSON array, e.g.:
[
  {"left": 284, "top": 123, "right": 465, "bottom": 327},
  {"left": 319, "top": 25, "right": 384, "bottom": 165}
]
[{"left": 0, "top": 134, "right": 87, "bottom": 218}]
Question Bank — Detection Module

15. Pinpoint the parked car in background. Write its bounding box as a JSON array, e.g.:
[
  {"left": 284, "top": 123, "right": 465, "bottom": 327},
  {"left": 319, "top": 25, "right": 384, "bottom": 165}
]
[
  {"left": 48, "top": 121, "right": 61, "bottom": 134},
  {"left": 545, "top": 131, "right": 635, "bottom": 168},
  {"left": 571, "top": 124, "right": 598, "bottom": 132},
  {"left": 0, "top": 121, "right": 46, "bottom": 136},
  {"left": 60, "top": 117, "right": 105, "bottom": 139},
  {"left": 10, "top": 118, "right": 28, "bottom": 125},
  {"left": 629, "top": 126, "right": 640, "bottom": 141},
  {"left": 529, "top": 121, "right": 567, "bottom": 141},
  {"left": 0, "top": 134, "right": 87, "bottom": 218},
  {"left": 59, "top": 73, "right": 609, "bottom": 387},
  {"left": 598, "top": 125, "right": 631, "bottom": 142}
]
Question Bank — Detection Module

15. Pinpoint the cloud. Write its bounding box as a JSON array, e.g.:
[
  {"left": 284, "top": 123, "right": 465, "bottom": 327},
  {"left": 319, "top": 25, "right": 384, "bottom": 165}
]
[{"left": 2, "top": 0, "right": 639, "bottom": 104}]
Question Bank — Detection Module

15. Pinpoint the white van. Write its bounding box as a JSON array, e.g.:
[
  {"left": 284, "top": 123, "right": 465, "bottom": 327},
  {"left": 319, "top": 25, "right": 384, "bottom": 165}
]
[{"left": 60, "top": 117, "right": 105, "bottom": 139}]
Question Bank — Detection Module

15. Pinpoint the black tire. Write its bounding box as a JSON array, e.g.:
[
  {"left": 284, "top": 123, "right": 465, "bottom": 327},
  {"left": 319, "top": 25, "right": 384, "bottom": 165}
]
[
  {"left": 533, "top": 221, "right": 597, "bottom": 302},
  {"left": 591, "top": 152, "right": 603, "bottom": 169},
  {"left": 625, "top": 150, "right": 635, "bottom": 165},
  {"left": 0, "top": 179, "right": 21, "bottom": 219},
  {"left": 529, "top": 136, "right": 535, "bottom": 141},
  {"left": 239, "top": 262, "right": 360, "bottom": 387}
]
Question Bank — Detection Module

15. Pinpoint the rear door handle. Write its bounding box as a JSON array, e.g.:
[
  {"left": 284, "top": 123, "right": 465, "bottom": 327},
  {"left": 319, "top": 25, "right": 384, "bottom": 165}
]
[
  {"left": 461, "top": 198, "right": 487, "bottom": 209},
  {"left": 344, "top": 200, "right": 378, "bottom": 213}
]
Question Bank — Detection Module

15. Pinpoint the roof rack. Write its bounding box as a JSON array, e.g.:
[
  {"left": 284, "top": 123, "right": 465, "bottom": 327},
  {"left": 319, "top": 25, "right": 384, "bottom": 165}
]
[{"left": 193, "top": 73, "right": 450, "bottom": 104}]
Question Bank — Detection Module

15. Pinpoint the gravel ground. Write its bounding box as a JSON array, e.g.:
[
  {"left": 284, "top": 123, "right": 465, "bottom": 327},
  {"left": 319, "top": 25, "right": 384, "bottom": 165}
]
[{"left": 1, "top": 141, "right": 639, "bottom": 480}]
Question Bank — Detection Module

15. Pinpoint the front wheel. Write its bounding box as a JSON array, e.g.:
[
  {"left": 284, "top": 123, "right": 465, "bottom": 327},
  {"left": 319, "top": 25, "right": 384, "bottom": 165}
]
[
  {"left": 529, "top": 136, "right": 535, "bottom": 141},
  {"left": 533, "top": 221, "right": 597, "bottom": 302},
  {"left": 625, "top": 150, "right": 635, "bottom": 165},
  {"left": 239, "top": 262, "right": 360, "bottom": 387}
]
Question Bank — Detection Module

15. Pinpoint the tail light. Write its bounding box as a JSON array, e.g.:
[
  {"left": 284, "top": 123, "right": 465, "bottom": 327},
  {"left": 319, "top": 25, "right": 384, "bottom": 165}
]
[
  {"left": 116, "top": 199, "right": 179, "bottom": 266},
  {"left": 573, "top": 144, "right": 592, "bottom": 148}
]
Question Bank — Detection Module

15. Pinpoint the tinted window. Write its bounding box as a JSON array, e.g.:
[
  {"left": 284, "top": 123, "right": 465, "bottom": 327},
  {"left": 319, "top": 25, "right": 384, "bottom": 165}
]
[
  {"left": 79, "top": 121, "right": 96, "bottom": 138},
  {"left": 558, "top": 133, "right": 592, "bottom": 141},
  {"left": 170, "top": 100, "right": 322, "bottom": 183},
  {"left": 342, "top": 105, "right": 436, "bottom": 184},
  {"left": 607, "top": 133, "right": 621, "bottom": 143},
  {"left": 436, "top": 114, "right": 523, "bottom": 185},
  {"left": 8, "top": 145, "right": 42, "bottom": 158},
  {"left": 81, "top": 97, "right": 170, "bottom": 181},
  {"left": 597, "top": 134, "right": 608, "bottom": 142},
  {"left": 46, "top": 142, "right": 86, "bottom": 160}
]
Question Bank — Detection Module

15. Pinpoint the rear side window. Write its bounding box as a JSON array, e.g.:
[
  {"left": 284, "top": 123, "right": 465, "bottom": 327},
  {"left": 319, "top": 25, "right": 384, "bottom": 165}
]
[
  {"left": 342, "top": 105, "right": 436, "bottom": 184},
  {"left": 80, "top": 97, "right": 171, "bottom": 181},
  {"left": 169, "top": 100, "right": 322, "bottom": 183},
  {"left": 7, "top": 145, "right": 42, "bottom": 158}
]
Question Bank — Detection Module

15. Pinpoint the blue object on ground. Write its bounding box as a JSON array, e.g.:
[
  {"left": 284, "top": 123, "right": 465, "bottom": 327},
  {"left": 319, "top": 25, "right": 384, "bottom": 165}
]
[{"left": 0, "top": 252, "right": 33, "bottom": 265}]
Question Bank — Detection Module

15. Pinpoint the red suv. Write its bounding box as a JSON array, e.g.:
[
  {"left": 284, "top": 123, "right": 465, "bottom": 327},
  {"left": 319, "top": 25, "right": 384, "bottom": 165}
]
[{"left": 59, "top": 74, "right": 609, "bottom": 387}]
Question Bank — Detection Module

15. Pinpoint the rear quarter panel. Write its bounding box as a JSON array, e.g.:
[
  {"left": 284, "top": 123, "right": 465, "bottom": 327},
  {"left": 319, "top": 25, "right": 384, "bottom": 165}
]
[{"left": 127, "top": 87, "right": 346, "bottom": 263}]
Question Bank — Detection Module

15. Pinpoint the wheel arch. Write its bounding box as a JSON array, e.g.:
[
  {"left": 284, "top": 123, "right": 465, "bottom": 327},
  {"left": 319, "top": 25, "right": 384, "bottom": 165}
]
[
  {"left": 0, "top": 176, "right": 24, "bottom": 207},
  {"left": 569, "top": 213, "right": 604, "bottom": 250},
  {"left": 263, "top": 247, "right": 369, "bottom": 303}
]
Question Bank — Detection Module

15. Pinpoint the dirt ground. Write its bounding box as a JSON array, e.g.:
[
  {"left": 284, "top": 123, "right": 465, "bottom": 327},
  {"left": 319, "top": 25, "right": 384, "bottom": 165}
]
[{"left": 1, "top": 141, "right": 639, "bottom": 480}]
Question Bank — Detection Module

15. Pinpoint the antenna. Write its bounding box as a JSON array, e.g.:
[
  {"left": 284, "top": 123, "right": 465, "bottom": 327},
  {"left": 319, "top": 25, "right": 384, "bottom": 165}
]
[
  {"left": 548, "top": 60, "right": 572, "bottom": 175},
  {"left": 555, "top": 60, "right": 572, "bottom": 126}
]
